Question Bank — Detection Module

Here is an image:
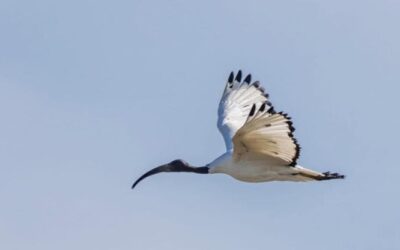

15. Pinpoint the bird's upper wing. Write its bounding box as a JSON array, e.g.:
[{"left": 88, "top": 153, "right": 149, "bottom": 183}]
[
  {"left": 232, "top": 103, "right": 300, "bottom": 166},
  {"left": 217, "top": 71, "right": 273, "bottom": 151}
]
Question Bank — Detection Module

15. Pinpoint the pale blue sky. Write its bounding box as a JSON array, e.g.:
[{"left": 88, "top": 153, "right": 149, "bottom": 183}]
[{"left": 1, "top": 1, "right": 399, "bottom": 249}]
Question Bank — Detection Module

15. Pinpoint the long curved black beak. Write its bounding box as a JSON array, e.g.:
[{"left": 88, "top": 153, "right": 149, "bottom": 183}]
[
  {"left": 131, "top": 165, "right": 171, "bottom": 189},
  {"left": 131, "top": 164, "right": 209, "bottom": 189}
]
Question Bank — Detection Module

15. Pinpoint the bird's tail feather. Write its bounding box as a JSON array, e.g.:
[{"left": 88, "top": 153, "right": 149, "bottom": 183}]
[{"left": 293, "top": 166, "right": 345, "bottom": 181}]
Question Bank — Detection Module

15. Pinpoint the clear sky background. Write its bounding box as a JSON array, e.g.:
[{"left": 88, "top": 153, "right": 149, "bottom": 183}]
[{"left": 1, "top": 1, "right": 399, "bottom": 249}]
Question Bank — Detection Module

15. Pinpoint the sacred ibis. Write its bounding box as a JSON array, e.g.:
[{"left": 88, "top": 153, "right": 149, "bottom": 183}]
[{"left": 132, "top": 70, "right": 344, "bottom": 189}]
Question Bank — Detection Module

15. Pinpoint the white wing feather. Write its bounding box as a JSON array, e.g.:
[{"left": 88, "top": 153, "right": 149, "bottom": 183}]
[{"left": 217, "top": 71, "right": 273, "bottom": 151}]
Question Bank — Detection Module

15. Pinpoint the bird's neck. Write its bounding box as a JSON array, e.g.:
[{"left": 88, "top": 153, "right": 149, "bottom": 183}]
[
  {"left": 191, "top": 166, "right": 209, "bottom": 174},
  {"left": 169, "top": 164, "right": 209, "bottom": 174},
  {"left": 207, "top": 152, "right": 233, "bottom": 174}
]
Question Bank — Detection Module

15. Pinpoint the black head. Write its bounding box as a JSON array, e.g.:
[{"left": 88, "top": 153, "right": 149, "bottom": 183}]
[{"left": 168, "top": 159, "right": 189, "bottom": 169}]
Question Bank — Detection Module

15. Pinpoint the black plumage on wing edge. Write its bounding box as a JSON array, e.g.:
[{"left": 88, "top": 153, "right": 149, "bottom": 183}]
[
  {"left": 227, "top": 70, "right": 276, "bottom": 114},
  {"left": 245, "top": 104, "right": 300, "bottom": 167},
  {"left": 277, "top": 111, "right": 301, "bottom": 167},
  {"left": 228, "top": 71, "right": 234, "bottom": 83}
]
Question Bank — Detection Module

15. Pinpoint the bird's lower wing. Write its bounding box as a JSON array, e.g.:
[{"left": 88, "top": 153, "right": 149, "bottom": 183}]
[{"left": 232, "top": 104, "right": 300, "bottom": 166}]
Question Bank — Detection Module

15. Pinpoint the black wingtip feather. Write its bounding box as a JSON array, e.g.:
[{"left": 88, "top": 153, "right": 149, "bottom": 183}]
[
  {"left": 235, "top": 70, "right": 242, "bottom": 82},
  {"left": 267, "top": 106, "right": 276, "bottom": 114},
  {"left": 228, "top": 72, "right": 234, "bottom": 83},
  {"left": 244, "top": 74, "right": 252, "bottom": 84},
  {"left": 249, "top": 104, "right": 256, "bottom": 116},
  {"left": 253, "top": 81, "right": 260, "bottom": 88},
  {"left": 259, "top": 102, "right": 266, "bottom": 112}
]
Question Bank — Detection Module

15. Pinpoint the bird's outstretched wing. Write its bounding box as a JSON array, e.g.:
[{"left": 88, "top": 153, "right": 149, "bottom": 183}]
[
  {"left": 218, "top": 70, "right": 273, "bottom": 151},
  {"left": 232, "top": 103, "right": 300, "bottom": 166}
]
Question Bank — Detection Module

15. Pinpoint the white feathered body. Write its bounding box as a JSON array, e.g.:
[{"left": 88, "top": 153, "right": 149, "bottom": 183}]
[{"left": 209, "top": 152, "right": 322, "bottom": 182}]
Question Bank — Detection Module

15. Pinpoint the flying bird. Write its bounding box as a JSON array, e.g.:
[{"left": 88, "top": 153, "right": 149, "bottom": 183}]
[{"left": 132, "top": 70, "right": 344, "bottom": 189}]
